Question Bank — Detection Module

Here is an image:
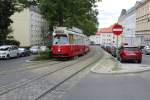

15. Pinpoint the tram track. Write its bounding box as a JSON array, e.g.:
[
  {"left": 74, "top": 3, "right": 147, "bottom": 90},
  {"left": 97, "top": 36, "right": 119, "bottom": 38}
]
[
  {"left": 0, "top": 47, "right": 96, "bottom": 97},
  {"left": 35, "top": 54, "right": 101, "bottom": 100}
]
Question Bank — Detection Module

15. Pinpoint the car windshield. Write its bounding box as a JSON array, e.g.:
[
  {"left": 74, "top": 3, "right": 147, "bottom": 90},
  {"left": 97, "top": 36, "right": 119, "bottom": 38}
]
[
  {"left": 53, "top": 35, "right": 68, "bottom": 44},
  {"left": 31, "top": 46, "right": 39, "bottom": 49},
  {"left": 0, "top": 47, "right": 9, "bottom": 51},
  {"left": 19, "top": 48, "right": 25, "bottom": 51},
  {"left": 124, "top": 47, "right": 139, "bottom": 51}
]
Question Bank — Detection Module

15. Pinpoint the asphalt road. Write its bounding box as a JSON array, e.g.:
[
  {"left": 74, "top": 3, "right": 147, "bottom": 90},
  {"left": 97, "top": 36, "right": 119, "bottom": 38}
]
[
  {"left": 0, "top": 46, "right": 103, "bottom": 100},
  {"left": 62, "top": 73, "right": 150, "bottom": 100},
  {"left": 142, "top": 54, "right": 150, "bottom": 65},
  {"left": 0, "top": 56, "right": 32, "bottom": 71},
  {"left": 62, "top": 54, "right": 150, "bottom": 100},
  {"left": 1, "top": 49, "right": 150, "bottom": 100}
]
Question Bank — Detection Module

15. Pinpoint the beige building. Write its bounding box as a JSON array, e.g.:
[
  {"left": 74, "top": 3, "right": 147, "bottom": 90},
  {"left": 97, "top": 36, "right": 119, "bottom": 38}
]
[
  {"left": 11, "top": 6, "right": 49, "bottom": 47},
  {"left": 96, "top": 25, "right": 122, "bottom": 46},
  {"left": 136, "top": 0, "right": 150, "bottom": 45}
]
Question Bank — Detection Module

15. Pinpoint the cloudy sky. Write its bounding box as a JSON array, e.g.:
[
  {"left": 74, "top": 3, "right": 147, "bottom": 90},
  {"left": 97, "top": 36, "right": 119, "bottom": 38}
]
[{"left": 97, "top": 0, "right": 138, "bottom": 28}]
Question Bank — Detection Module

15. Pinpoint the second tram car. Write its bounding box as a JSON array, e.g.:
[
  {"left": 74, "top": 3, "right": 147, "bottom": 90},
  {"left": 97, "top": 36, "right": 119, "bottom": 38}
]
[{"left": 51, "top": 27, "right": 90, "bottom": 58}]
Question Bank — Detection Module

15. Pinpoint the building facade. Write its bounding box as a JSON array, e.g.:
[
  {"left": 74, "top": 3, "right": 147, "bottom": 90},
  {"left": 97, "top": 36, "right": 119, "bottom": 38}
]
[
  {"left": 96, "top": 25, "right": 122, "bottom": 46},
  {"left": 11, "top": 6, "right": 49, "bottom": 47},
  {"left": 118, "top": 5, "right": 137, "bottom": 45},
  {"left": 136, "top": 0, "right": 150, "bottom": 46},
  {"left": 89, "top": 35, "right": 101, "bottom": 45}
]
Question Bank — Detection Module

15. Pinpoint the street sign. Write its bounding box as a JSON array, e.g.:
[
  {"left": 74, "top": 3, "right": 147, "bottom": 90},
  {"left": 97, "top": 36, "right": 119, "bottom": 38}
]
[
  {"left": 112, "top": 23, "right": 123, "bottom": 61},
  {"left": 112, "top": 23, "right": 123, "bottom": 36}
]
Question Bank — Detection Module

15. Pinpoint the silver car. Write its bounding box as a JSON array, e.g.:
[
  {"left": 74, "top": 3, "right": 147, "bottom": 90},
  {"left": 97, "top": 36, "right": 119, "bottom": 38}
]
[{"left": 143, "top": 46, "right": 150, "bottom": 55}]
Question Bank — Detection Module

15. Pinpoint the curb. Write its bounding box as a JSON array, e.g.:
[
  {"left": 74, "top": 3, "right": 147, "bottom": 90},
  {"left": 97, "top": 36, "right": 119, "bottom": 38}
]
[
  {"left": 25, "top": 60, "right": 52, "bottom": 63},
  {"left": 91, "top": 67, "right": 150, "bottom": 75},
  {"left": 91, "top": 50, "right": 150, "bottom": 75}
]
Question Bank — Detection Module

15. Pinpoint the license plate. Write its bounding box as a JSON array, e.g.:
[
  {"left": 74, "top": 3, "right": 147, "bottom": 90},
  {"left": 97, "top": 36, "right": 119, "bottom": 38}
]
[{"left": 128, "top": 53, "right": 136, "bottom": 56}]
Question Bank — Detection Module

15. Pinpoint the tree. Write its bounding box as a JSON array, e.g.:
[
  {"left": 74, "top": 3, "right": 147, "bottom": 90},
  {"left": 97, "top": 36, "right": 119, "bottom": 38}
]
[{"left": 38, "top": 0, "right": 100, "bottom": 35}]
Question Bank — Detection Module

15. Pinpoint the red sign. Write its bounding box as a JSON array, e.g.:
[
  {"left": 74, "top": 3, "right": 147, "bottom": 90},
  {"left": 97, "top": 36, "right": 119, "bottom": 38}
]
[{"left": 112, "top": 23, "right": 123, "bottom": 36}]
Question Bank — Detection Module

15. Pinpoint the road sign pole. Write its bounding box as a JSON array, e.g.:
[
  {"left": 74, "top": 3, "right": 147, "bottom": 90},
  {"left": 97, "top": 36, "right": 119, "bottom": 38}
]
[
  {"left": 116, "top": 35, "right": 119, "bottom": 59},
  {"left": 112, "top": 23, "right": 123, "bottom": 60}
]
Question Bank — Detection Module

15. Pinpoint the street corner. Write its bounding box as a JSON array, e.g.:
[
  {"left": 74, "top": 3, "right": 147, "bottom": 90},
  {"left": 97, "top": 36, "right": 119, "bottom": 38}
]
[
  {"left": 120, "top": 63, "right": 150, "bottom": 74},
  {"left": 91, "top": 52, "right": 122, "bottom": 74},
  {"left": 91, "top": 55, "right": 150, "bottom": 74}
]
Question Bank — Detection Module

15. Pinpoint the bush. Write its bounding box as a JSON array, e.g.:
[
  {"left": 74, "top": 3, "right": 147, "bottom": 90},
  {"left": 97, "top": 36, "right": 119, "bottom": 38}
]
[
  {"left": 32, "top": 50, "right": 52, "bottom": 61},
  {"left": 5, "top": 40, "right": 20, "bottom": 46}
]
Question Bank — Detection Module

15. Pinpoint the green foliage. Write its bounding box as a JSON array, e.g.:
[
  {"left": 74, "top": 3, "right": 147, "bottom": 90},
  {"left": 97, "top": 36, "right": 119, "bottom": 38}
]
[
  {"left": 38, "top": 0, "right": 100, "bottom": 35},
  {"left": 32, "top": 50, "right": 52, "bottom": 61}
]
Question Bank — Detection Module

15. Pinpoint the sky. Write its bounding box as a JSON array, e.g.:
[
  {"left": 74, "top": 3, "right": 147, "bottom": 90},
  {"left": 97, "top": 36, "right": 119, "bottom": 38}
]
[{"left": 97, "top": 0, "right": 138, "bottom": 28}]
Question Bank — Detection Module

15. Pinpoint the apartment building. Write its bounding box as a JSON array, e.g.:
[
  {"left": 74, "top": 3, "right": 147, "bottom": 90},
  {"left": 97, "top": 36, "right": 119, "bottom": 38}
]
[
  {"left": 118, "top": 6, "right": 136, "bottom": 38},
  {"left": 89, "top": 35, "right": 101, "bottom": 45},
  {"left": 136, "top": 0, "right": 150, "bottom": 45},
  {"left": 96, "top": 25, "right": 122, "bottom": 46},
  {"left": 11, "top": 6, "right": 49, "bottom": 47},
  {"left": 118, "top": 5, "right": 138, "bottom": 46}
]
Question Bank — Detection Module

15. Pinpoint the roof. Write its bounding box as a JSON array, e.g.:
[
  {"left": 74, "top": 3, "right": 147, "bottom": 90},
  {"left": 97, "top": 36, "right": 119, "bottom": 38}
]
[{"left": 96, "top": 24, "right": 115, "bottom": 35}]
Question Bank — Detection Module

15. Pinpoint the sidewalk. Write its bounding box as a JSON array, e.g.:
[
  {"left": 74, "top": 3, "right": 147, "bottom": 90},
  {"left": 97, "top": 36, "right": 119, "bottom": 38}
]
[{"left": 91, "top": 51, "right": 150, "bottom": 74}]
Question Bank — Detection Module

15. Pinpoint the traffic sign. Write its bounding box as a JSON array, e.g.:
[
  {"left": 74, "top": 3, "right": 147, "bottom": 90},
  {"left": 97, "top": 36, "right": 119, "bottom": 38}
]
[{"left": 112, "top": 23, "right": 123, "bottom": 36}]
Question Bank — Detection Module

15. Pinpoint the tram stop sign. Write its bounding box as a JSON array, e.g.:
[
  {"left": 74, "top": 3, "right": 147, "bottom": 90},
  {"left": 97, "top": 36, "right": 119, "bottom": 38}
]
[{"left": 112, "top": 23, "right": 123, "bottom": 36}]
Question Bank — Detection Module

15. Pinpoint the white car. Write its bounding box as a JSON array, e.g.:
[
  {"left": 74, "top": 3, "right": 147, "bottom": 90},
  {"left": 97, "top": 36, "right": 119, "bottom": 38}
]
[
  {"left": 0, "top": 45, "right": 19, "bottom": 59},
  {"left": 30, "top": 46, "right": 40, "bottom": 54},
  {"left": 40, "top": 46, "right": 49, "bottom": 52},
  {"left": 143, "top": 46, "right": 150, "bottom": 55}
]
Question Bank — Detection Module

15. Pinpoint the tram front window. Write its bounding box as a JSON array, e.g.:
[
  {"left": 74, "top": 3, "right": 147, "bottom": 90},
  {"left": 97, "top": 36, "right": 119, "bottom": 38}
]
[{"left": 53, "top": 35, "right": 69, "bottom": 44}]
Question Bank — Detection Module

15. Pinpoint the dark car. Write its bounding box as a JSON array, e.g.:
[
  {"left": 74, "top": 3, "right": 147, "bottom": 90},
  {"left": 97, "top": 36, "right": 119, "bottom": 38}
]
[
  {"left": 110, "top": 45, "right": 117, "bottom": 57},
  {"left": 18, "top": 48, "right": 30, "bottom": 57},
  {"left": 105, "top": 45, "right": 112, "bottom": 53},
  {"left": 118, "top": 46, "right": 142, "bottom": 63}
]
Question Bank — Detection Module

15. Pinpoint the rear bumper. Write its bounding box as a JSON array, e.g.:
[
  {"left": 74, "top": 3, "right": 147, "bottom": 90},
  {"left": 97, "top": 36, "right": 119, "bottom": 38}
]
[{"left": 121, "top": 56, "right": 142, "bottom": 61}]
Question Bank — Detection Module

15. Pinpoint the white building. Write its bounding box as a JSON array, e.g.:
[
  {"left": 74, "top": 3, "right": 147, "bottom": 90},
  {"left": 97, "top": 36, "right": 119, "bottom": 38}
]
[
  {"left": 96, "top": 26, "right": 122, "bottom": 46},
  {"left": 118, "top": 4, "right": 142, "bottom": 46},
  {"left": 118, "top": 6, "right": 136, "bottom": 38},
  {"left": 11, "top": 6, "right": 49, "bottom": 47},
  {"left": 89, "top": 35, "right": 101, "bottom": 45}
]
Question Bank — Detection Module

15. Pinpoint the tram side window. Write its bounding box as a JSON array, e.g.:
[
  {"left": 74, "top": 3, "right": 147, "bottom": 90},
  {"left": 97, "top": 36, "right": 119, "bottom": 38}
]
[
  {"left": 53, "top": 35, "right": 69, "bottom": 44},
  {"left": 74, "top": 35, "right": 78, "bottom": 44},
  {"left": 76, "top": 36, "right": 81, "bottom": 45},
  {"left": 69, "top": 34, "right": 75, "bottom": 44}
]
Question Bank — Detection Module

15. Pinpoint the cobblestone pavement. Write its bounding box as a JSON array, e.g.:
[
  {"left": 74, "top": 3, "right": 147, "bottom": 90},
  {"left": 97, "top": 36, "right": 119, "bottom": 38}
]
[{"left": 0, "top": 46, "right": 103, "bottom": 100}]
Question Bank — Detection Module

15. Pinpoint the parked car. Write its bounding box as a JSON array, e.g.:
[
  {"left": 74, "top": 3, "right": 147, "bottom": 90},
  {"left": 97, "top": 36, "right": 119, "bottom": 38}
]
[
  {"left": 0, "top": 45, "right": 19, "bottom": 59},
  {"left": 18, "top": 48, "right": 30, "bottom": 57},
  {"left": 142, "top": 46, "right": 150, "bottom": 55},
  {"left": 110, "top": 45, "right": 117, "bottom": 57},
  {"left": 30, "top": 46, "right": 40, "bottom": 54},
  {"left": 118, "top": 46, "right": 142, "bottom": 63},
  {"left": 105, "top": 45, "right": 112, "bottom": 53},
  {"left": 40, "top": 46, "right": 49, "bottom": 52}
]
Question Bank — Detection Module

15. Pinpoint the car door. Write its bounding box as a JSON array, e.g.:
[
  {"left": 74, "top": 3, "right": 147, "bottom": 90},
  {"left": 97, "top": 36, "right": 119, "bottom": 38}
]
[
  {"left": 13, "top": 46, "right": 18, "bottom": 57},
  {"left": 9, "top": 47, "right": 14, "bottom": 57}
]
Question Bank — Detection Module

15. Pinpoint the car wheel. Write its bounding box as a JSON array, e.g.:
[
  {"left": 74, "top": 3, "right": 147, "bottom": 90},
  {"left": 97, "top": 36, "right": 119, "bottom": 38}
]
[
  {"left": 120, "top": 58, "right": 124, "bottom": 63},
  {"left": 138, "top": 59, "right": 142, "bottom": 63},
  {"left": 6, "top": 54, "right": 10, "bottom": 60},
  {"left": 17, "top": 53, "right": 20, "bottom": 58},
  {"left": 73, "top": 55, "right": 78, "bottom": 60}
]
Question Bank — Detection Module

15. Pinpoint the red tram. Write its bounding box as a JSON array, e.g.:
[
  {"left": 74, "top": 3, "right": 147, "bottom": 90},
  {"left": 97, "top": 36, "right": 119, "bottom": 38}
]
[{"left": 51, "top": 27, "right": 90, "bottom": 58}]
